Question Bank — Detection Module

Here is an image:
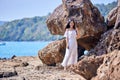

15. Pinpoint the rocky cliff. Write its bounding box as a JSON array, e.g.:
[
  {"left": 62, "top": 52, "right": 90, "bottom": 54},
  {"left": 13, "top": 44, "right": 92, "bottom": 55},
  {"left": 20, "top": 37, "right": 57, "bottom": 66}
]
[
  {"left": 70, "top": 50, "right": 120, "bottom": 80},
  {"left": 89, "top": 0, "right": 120, "bottom": 55},
  {"left": 92, "top": 50, "right": 120, "bottom": 80}
]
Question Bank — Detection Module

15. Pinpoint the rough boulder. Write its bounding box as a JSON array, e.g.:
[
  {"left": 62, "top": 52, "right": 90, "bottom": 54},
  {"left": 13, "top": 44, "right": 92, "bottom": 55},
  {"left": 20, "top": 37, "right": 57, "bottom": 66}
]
[
  {"left": 38, "top": 39, "right": 66, "bottom": 66},
  {"left": 46, "top": 0, "right": 106, "bottom": 50},
  {"left": 92, "top": 50, "right": 120, "bottom": 80}
]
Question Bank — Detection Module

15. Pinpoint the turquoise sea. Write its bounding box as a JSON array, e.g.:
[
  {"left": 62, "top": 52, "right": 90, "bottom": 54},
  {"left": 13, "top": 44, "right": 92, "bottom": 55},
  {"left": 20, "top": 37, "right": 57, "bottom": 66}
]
[{"left": 0, "top": 41, "right": 49, "bottom": 58}]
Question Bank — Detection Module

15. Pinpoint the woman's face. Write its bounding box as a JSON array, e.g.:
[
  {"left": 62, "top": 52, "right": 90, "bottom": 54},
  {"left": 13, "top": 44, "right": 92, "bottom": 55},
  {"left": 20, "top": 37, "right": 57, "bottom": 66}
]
[{"left": 70, "top": 21, "right": 74, "bottom": 28}]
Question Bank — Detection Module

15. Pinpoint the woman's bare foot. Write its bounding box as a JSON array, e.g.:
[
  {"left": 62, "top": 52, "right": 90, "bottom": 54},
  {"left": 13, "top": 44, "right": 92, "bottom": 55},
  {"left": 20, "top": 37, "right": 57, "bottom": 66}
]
[{"left": 64, "top": 67, "right": 67, "bottom": 71}]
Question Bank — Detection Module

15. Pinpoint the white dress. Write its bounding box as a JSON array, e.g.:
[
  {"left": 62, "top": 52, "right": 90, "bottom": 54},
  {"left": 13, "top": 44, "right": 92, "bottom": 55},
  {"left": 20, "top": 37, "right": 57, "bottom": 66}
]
[{"left": 61, "top": 29, "right": 78, "bottom": 67}]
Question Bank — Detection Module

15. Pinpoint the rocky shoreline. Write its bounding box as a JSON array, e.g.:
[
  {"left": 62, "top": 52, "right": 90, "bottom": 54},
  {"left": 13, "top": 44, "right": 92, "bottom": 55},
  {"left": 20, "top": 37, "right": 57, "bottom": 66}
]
[
  {"left": 0, "top": 56, "right": 86, "bottom": 80},
  {"left": 0, "top": 50, "right": 119, "bottom": 80}
]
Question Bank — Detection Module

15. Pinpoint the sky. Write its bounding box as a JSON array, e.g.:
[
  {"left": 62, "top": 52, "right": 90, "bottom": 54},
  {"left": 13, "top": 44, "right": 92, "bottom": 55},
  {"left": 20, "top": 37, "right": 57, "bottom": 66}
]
[{"left": 0, "top": 0, "right": 117, "bottom": 21}]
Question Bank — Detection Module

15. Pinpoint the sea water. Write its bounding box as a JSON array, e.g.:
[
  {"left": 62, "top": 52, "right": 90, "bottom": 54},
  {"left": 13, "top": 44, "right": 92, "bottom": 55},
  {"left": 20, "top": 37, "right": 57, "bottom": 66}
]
[{"left": 0, "top": 41, "right": 49, "bottom": 58}]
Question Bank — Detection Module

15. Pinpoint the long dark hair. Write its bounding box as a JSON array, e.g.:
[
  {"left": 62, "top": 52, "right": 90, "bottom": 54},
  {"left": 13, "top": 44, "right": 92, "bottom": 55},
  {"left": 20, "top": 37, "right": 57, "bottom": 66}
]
[{"left": 65, "top": 19, "right": 76, "bottom": 29}]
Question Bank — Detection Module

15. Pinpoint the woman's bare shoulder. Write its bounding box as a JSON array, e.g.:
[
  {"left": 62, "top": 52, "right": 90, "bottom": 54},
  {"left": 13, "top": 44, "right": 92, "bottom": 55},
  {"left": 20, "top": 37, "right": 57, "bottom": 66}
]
[{"left": 66, "top": 29, "right": 69, "bottom": 31}]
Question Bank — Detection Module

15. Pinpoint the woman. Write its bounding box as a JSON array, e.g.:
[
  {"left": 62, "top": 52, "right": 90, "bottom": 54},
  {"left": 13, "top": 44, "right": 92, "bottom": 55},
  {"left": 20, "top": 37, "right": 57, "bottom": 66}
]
[{"left": 61, "top": 19, "right": 80, "bottom": 70}]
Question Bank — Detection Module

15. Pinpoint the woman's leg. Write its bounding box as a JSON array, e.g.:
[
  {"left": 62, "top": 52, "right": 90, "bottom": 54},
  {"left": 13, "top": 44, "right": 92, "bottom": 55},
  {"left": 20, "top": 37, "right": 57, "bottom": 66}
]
[
  {"left": 70, "top": 48, "right": 78, "bottom": 64},
  {"left": 61, "top": 48, "right": 71, "bottom": 67}
]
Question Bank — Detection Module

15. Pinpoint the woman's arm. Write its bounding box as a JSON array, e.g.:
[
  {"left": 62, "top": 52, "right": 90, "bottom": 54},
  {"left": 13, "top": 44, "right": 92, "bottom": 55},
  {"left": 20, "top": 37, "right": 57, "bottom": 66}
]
[
  {"left": 65, "top": 29, "right": 69, "bottom": 49},
  {"left": 76, "top": 28, "right": 80, "bottom": 39},
  {"left": 66, "top": 36, "right": 69, "bottom": 49}
]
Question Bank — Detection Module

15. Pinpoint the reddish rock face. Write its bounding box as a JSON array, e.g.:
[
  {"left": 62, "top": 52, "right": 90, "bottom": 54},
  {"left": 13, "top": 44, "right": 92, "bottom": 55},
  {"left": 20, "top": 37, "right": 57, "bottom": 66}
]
[
  {"left": 46, "top": 0, "right": 106, "bottom": 50},
  {"left": 90, "top": 0, "right": 120, "bottom": 55},
  {"left": 114, "top": 0, "right": 120, "bottom": 29},
  {"left": 92, "top": 50, "right": 120, "bottom": 80},
  {"left": 70, "top": 55, "right": 104, "bottom": 80},
  {"left": 106, "top": 0, "right": 120, "bottom": 30},
  {"left": 71, "top": 50, "right": 120, "bottom": 80},
  {"left": 106, "top": 7, "right": 118, "bottom": 29},
  {"left": 89, "top": 29, "right": 120, "bottom": 55}
]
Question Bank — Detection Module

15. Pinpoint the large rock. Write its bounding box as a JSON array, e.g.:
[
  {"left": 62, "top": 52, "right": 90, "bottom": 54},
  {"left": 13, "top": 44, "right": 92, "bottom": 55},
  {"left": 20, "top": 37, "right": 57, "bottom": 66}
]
[
  {"left": 38, "top": 39, "right": 66, "bottom": 66},
  {"left": 107, "top": 0, "right": 120, "bottom": 53},
  {"left": 107, "top": 29, "right": 120, "bottom": 52},
  {"left": 92, "top": 50, "right": 120, "bottom": 80},
  {"left": 106, "top": 0, "right": 120, "bottom": 30},
  {"left": 70, "top": 55, "right": 104, "bottom": 80},
  {"left": 46, "top": 0, "right": 106, "bottom": 50},
  {"left": 89, "top": 0, "right": 120, "bottom": 55},
  {"left": 70, "top": 50, "right": 120, "bottom": 80},
  {"left": 106, "top": 7, "right": 118, "bottom": 29},
  {"left": 89, "top": 29, "right": 120, "bottom": 55},
  {"left": 114, "top": 0, "right": 120, "bottom": 29}
]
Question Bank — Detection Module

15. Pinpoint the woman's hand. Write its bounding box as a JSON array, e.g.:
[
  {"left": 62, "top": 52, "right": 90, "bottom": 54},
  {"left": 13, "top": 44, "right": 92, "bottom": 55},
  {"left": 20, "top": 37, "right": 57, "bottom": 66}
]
[
  {"left": 76, "top": 27, "right": 80, "bottom": 39},
  {"left": 66, "top": 44, "right": 69, "bottom": 49}
]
